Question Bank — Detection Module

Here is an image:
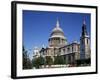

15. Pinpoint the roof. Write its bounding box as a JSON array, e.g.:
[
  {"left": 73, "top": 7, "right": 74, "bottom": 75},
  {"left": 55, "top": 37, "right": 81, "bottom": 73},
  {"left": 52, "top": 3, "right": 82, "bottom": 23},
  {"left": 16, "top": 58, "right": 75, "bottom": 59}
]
[{"left": 50, "top": 19, "right": 66, "bottom": 40}]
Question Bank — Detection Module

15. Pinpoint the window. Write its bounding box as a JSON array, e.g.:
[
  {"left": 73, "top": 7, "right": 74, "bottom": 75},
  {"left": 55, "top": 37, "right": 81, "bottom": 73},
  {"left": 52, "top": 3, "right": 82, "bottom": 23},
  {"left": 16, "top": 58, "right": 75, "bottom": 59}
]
[
  {"left": 72, "top": 46, "right": 73, "bottom": 52},
  {"left": 63, "top": 49, "right": 65, "bottom": 53},
  {"left": 87, "top": 39, "right": 88, "bottom": 44},
  {"left": 67, "top": 47, "right": 70, "bottom": 52}
]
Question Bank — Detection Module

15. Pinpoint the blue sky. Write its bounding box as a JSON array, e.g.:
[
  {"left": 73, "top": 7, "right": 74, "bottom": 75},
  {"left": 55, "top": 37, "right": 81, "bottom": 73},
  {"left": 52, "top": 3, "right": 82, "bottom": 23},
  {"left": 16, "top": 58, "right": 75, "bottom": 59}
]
[{"left": 23, "top": 10, "right": 90, "bottom": 57}]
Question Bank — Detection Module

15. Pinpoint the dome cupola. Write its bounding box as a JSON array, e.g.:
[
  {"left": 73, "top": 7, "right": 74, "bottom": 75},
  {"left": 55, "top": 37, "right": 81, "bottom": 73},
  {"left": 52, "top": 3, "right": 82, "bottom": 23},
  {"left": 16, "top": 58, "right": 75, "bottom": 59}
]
[
  {"left": 48, "top": 19, "right": 67, "bottom": 47},
  {"left": 50, "top": 19, "right": 66, "bottom": 39}
]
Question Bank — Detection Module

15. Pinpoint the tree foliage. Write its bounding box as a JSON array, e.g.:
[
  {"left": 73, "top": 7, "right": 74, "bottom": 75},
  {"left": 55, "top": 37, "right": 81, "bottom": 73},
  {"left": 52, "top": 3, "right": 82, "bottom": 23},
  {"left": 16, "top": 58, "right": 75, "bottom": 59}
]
[
  {"left": 45, "top": 56, "right": 53, "bottom": 66},
  {"left": 23, "top": 46, "right": 32, "bottom": 69},
  {"left": 54, "top": 55, "right": 65, "bottom": 64},
  {"left": 76, "top": 58, "right": 91, "bottom": 66},
  {"left": 32, "top": 56, "right": 45, "bottom": 69}
]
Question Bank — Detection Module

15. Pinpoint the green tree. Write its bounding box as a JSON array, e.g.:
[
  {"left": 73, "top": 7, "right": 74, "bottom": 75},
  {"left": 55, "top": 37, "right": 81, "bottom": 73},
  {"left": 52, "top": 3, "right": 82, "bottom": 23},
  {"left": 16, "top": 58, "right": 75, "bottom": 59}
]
[
  {"left": 54, "top": 55, "right": 65, "bottom": 64},
  {"left": 23, "top": 46, "right": 32, "bottom": 69},
  {"left": 32, "top": 56, "right": 45, "bottom": 69},
  {"left": 45, "top": 56, "right": 53, "bottom": 66}
]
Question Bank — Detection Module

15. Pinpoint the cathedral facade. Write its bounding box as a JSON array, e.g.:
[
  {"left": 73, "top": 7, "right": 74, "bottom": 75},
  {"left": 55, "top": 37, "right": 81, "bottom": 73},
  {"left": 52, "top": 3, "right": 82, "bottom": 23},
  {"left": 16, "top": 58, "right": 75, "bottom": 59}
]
[{"left": 34, "top": 19, "right": 91, "bottom": 66}]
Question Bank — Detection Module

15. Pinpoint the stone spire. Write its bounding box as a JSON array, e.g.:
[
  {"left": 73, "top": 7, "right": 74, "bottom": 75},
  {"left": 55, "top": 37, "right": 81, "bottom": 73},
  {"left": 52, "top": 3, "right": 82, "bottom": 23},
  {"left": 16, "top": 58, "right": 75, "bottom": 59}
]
[
  {"left": 82, "top": 18, "right": 87, "bottom": 36},
  {"left": 56, "top": 18, "right": 60, "bottom": 28},
  {"left": 83, "top": 17, "right": 86, "bottom": 25}
]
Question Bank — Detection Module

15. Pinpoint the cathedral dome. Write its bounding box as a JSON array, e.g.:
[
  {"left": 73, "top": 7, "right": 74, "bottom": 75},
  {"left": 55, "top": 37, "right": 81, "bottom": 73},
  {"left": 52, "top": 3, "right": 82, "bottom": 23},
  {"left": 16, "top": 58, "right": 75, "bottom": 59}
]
[
  {"left": 48, "top": 19, "right": 67, "bottom": 47},
  {"left": 52, "top": 26, "right": 63, "bottom": 32},
  {"left": 50, "top": 19, "right": 66, "bottom": 39}
]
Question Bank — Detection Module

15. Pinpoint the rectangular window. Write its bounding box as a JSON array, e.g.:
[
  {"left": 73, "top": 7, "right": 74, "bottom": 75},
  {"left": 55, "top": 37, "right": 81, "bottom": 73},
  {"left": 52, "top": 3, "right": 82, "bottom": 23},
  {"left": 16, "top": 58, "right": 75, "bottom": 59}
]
[{"left": 87, "top": 39, "right": 88, "bottom": 44}]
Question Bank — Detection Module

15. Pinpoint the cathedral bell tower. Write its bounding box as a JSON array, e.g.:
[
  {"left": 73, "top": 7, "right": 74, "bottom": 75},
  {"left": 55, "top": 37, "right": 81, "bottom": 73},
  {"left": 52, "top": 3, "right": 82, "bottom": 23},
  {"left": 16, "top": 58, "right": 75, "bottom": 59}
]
[{"left": 80, "top": 19, "right": 91, "bottom": 60}]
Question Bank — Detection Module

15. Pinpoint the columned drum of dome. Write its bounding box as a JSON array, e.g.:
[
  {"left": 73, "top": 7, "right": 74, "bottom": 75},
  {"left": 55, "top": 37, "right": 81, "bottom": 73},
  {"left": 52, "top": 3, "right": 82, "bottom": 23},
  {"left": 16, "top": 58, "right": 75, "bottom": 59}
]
[{"left": 48, "top": 19, "right": 67, "bottom": 47}]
